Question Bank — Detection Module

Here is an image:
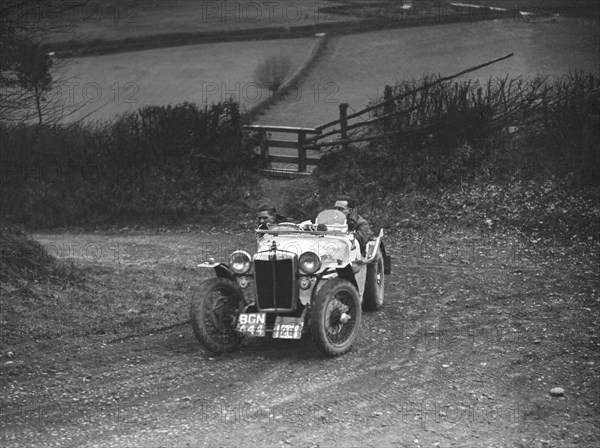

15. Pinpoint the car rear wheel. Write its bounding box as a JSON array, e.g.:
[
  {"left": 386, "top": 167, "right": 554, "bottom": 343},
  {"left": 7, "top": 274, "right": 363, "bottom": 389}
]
[
  {"left": 363, "top": 248, "right": 385, "bottom": 311},
  {"left": 190, "top": 277, "right": 245, "bottom": 354},
  {"left": 312, "top": 278, "right": 361, "bottom": 356}
]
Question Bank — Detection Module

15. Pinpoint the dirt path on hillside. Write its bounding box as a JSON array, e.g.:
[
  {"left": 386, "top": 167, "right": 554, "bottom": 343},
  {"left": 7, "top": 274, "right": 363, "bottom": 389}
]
[{"left": 1, "top": 231, "right": 598, "bottom": 448}]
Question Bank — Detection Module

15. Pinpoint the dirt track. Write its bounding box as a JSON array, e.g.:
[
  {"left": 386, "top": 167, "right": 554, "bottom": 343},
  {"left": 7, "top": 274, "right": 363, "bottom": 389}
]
[{"left": 1, "top": 231, "right": 599, "bottom": 447}]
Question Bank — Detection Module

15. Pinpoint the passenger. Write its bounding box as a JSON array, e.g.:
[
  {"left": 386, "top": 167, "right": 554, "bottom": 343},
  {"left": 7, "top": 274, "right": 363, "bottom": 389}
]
[{"left": 334, "top": 196, "right": 372, "bottom": 255}]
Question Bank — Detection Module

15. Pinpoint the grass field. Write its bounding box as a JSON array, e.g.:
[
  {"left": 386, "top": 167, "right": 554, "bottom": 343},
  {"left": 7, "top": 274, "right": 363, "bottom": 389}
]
[
  {"left": 39, "top": 0, "right": 353, "bottom": 44},
  {"left": 57, "top": 37, "right": 317, "bottom": 123},
  {"left": 257, "top": 17, "right": 600, "bottom": 127},
  {"left": 36, "top": 0, "right": 597, "bottom": 47},
  {"left": 56, "top": 12, "right": 599, "bottom": 126}
]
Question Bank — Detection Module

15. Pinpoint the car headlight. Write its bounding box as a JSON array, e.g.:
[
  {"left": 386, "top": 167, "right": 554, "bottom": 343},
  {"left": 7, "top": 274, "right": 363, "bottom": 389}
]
[
  {"left": 299, "top": 251, "right": 321, "bottom": 274},
  {"left": 229, "top": 251, "right": 252, "bottom": 274}
]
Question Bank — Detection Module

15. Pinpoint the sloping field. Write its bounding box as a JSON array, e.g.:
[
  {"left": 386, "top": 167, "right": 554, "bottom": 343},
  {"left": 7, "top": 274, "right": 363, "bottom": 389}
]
[
  {"left": 257, "top": 18, "right": 600, "bottom": 127},
  {"left": 42, "top": 0, "right": 351, "bottom": 44},
  {"left": 57, "top": 37, "right": 317, "bottom": 123}
]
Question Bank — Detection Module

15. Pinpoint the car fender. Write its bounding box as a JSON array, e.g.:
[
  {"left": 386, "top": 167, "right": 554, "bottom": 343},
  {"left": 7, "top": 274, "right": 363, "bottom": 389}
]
[
  {"left": 311, "top": 264, "right": 365, "bottom": 302},
  {"left": 197, "top": 261, "right": 235, "bottom": 281},
  {"left": 335, "top": 264, "right": 360, "bottom": 294},
  {"left": 364, "top": 229, "right": 391, "bottom": 274}
]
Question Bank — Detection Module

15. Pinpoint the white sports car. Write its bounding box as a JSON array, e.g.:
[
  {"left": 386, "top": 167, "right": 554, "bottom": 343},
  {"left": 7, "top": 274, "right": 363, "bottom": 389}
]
[{"left": 190, "top": 209, "right": 390, "bottom": 356}]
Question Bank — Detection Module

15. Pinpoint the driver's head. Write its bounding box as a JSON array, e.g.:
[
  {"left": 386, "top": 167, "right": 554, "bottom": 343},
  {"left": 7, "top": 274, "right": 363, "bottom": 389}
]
[
  {"left": 334, "top": 197, "right": 355, "bottom": 217},
  {"left": 257, "top": 204, "right": 277, "bottom": 225}
]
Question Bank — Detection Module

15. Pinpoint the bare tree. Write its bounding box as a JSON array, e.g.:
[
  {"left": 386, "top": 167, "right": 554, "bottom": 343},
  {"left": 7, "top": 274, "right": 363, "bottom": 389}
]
[
  {"left": 1, "top": 1, "right": 88, "bottom": 124},
  {"left": 254, "top": 55, "right": 293, "bottom": 92},
  {"left": 15, "top": 41, "right": 52, "bottom": 123}
]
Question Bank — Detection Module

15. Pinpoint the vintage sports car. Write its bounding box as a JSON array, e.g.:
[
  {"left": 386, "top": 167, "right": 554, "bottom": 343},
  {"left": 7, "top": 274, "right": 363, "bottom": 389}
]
[{"left": 190, "top": 210, "right": 390, "bottom": 356}]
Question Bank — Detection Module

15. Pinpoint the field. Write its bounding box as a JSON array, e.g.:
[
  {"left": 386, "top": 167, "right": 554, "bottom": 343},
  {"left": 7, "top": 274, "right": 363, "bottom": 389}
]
[
  {"left": 56, "top": 16, "right": 599, "bottom": 125},
  {"left": 57, "top": 37, "right": 317, "bottom": 123},
  {"left": 37, "top": 0, "right": 353, "bottom": 44},
  {"left": 36, "top": 0, "right": 598, "bottom": 46},
  {"left": 257, "top": 17, "right": 600, "bottom": 127}
]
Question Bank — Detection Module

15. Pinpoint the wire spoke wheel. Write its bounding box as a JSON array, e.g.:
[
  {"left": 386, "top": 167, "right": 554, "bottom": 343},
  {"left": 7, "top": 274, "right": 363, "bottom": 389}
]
[
  {"left": 204, "top": 288, "right": 240, "bottom": 343},
  {"left": 312, "top": 278, "right": 362, "bottom": 356},
  {"left": 324, "top": 294, "right": 357, "bottom": 345},
  {"left": 190, "top": 278, "right": 244, "bottom": 354}
]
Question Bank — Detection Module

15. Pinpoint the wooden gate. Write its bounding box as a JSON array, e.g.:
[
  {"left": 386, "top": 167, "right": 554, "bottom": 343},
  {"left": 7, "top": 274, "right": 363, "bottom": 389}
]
[{"left": 243, "top": 125, "right": 322, "bottom": 176}]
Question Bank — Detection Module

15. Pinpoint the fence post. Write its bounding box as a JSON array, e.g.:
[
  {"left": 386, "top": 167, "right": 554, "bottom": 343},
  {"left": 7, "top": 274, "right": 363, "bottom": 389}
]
[
  {"left": 298, "top": 131, "right": 307, "bottom": 172},
  {"left": 231, "top": 102, "right": 242, "bottom": 158},
  {"left": 339, "top": 103, "right": 349, "bottom": 151},
  {"left": 259, "top": 128, "right": 269, "bottom": 167},
  {"left": 542, "top": 88, "right": 548, "bottom": 129},
  {"left": 383, "top": 85, "right": 393, "bottom": 133}
]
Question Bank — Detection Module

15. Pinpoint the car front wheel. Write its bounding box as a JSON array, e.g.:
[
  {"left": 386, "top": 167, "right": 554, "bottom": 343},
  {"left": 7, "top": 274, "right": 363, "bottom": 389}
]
[
  {"left": 190, "top": 277, "right": 245, "bottom": 354},
  {"left": 312, "top": 278, "right": 362, "bottom": 356}
]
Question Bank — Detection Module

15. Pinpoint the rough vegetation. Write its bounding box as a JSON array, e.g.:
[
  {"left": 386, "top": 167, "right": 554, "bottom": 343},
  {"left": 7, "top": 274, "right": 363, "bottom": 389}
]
[
  {"left": 0, "top": 225, "right": 57, "bottom": 283},
  {"left": 294, "top": 73, "right": 600, "bottom": 248},
  {"left": 1, "top": 100, "right": 259, "bottom": 227},
  {"left": 0, "top": 225, "right": 79, "bottom": 344}
]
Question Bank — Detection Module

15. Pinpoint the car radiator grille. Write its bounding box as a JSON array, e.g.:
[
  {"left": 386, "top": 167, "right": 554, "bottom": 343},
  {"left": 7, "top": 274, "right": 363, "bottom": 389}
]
[{"left": 254, "top": 258, "right": 296, "bottom": 311}]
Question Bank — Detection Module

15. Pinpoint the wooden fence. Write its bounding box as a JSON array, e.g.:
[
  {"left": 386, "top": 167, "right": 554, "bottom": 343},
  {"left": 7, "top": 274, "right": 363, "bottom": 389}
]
[
  {"left": 243, "top": 53, "right": 515, "bottom": 173},
  {"left": 306, "top": 52, "right": 515, "bottom": 151}
]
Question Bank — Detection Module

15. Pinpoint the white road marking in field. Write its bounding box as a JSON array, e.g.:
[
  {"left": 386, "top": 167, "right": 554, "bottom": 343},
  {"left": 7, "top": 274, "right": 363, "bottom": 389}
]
[
  {"left": 450, "top": 2, "right": 507, "bottom": 11},
  {"left": 450, "top": 2, "right": 533, "bottom": 16}
]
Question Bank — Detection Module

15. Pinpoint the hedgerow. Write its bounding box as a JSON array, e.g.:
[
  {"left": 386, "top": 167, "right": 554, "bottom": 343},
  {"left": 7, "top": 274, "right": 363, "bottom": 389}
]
[
  {"left": 1, "top": 100, "right": 259, "bottom": 227},
  {"left": 304, "top": 73, "right": 600, "bottom": 243}
]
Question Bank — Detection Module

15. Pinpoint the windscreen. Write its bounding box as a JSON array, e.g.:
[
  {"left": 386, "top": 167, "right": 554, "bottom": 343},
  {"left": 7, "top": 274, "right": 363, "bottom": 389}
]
[{"left": 316, "top": 209, "right": 347, "bottom": 226}]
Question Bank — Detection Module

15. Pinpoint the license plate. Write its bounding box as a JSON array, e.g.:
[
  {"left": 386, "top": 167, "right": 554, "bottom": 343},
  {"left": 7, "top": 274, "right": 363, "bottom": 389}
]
[
  {"left": 272, "top": 316, "right": 304, "bottom": 339},
  {"left": 236, "top": 313, "right": 266, "bottom": 337}
]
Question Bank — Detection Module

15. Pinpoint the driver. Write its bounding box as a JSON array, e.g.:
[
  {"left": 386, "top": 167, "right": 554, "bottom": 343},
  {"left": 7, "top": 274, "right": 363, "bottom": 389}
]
[
  {"left": 257, "top": 204, "right": 288, "bottom": 229},
  {"left": 334, "top": 196, "right": 372, "bottom": 255}
]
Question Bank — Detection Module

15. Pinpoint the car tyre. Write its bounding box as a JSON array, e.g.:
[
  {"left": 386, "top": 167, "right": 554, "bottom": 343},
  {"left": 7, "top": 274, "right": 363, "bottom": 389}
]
[
  {"left": 190, "top": 277, "right": 245, "bottom": 354},
  {"left": 312, "top": 278, "right": 362, "bottom": 356},
  {"left": 363, "top": 248, "right": 385, "bottom": 311}
]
